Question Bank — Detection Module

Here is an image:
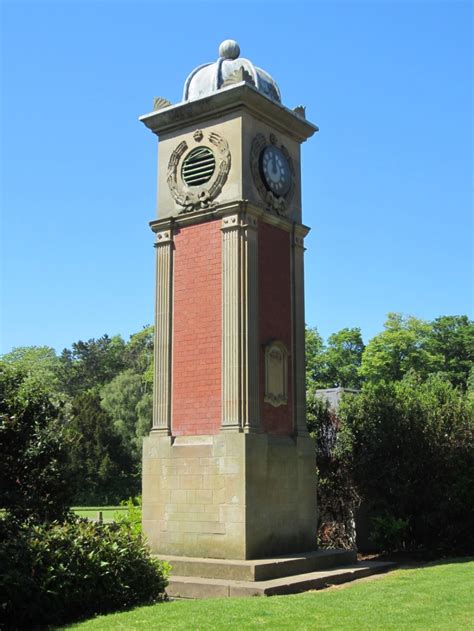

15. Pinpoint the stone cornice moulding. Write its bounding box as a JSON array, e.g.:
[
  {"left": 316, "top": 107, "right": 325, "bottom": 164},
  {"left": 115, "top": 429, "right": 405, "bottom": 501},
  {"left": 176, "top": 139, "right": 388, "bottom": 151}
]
[
  {"left": 139, "top": 83, "right": 318, "bottom": 144},
  {"left": 149, "top": 200, "right": 311, "bottom": 235}
]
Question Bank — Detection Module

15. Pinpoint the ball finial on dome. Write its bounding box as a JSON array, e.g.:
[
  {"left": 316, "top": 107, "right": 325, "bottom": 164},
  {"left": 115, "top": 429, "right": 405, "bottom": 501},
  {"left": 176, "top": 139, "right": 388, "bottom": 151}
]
[{"left": 218, "top": 39, "right": 240, "bottom": 60}]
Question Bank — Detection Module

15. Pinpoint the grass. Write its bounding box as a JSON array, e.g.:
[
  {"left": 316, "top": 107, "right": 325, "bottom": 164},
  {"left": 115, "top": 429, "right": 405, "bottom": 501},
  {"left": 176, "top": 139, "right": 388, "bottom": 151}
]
[
  {"left": 71, "top": 506, "right": 127, "bottom": 522},
  {"left": 63, "top": 558, "right": 473, "bottom": 630}
]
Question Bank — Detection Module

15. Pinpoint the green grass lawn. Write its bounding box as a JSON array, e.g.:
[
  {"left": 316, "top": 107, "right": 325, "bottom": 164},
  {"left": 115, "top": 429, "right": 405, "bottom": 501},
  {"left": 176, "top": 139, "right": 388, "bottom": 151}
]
[{"left": 63, "top": 559, "right": 473, "bottom": 630}]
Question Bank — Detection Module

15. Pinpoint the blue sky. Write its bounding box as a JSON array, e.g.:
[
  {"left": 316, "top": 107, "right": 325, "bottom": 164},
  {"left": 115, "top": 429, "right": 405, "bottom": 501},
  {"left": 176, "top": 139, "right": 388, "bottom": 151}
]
[{"left": 1, "top": 0, "right": 472, "bottom": 354}]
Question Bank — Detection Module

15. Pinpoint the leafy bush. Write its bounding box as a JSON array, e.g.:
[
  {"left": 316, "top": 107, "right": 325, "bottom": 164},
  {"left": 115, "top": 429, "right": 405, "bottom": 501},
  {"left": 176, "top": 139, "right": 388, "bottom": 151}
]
[
  {"left": 307, "top": 391, "right": 360, "bottom": 549},
  {"left": 114, "top": 496, "right": 142, "bottom": 538},
  {"left": 370, "top": 514, "right": 410, "bottom": 551},
  {"left": 0, "top": 515, "right": 169, "bottom": 629},
  {"left": 339, "top": 374, "right": 474, "bottom": 553}
]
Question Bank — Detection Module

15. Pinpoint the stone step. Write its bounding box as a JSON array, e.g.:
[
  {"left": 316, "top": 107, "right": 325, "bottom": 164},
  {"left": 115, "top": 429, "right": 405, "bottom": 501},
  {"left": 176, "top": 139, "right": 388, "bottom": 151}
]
[
  {"left": 166, "top": 561, "right": 396, "bottom": 599},
  {"left": 159, "top": 549, "right": 357, "bottom": 582}
]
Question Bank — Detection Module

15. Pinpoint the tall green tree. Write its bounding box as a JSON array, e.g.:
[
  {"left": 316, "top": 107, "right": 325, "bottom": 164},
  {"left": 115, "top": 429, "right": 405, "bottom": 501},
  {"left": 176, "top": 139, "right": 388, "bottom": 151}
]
[
  {"left": 66, "top": 391, "right": 136, "bottom": 504},
  {"left": 124, "top": 326, "right": 154, "bottom": 385},
  {"left": 426, "top": 315, "right": 474, "bottom": 389},
  {"left": 1, "top": 346, "right": 62, "bottom": 400},
  {"left": 100, "top": 369, "right": 152, "bottom": 462},
  {"left": 359, "top": 313, "right": 438, "bottom": 383},
  {"left": 323, "top": 328, "right": 365, "bottom": 389},
  {"left": 306, "top": 326, "right": 364, "bottom": 390},
  {"left": 305, "top": 326, "right": 325, "bottom": 388},
  {"left": 58, "top": 335, "right": 126, "bottom": 397}
]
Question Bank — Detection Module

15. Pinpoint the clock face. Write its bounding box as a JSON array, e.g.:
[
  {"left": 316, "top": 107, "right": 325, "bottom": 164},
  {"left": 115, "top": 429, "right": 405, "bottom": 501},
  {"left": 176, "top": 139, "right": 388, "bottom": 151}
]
[{"left": 260, "top": 146, "right": 291, "bottom": 196}]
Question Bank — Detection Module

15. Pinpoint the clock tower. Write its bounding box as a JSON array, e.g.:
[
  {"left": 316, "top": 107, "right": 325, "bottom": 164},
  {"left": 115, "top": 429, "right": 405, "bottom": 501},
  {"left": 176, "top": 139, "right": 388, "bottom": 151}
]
[{"left": 141, "top": 40, "right": 318, "bottom": 560}]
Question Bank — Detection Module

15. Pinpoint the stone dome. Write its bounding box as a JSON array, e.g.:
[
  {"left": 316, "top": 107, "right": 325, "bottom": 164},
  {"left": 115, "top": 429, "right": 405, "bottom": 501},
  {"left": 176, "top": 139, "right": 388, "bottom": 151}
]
[{"left": 183, "top": 40, "right": 281, "bottom": 104}]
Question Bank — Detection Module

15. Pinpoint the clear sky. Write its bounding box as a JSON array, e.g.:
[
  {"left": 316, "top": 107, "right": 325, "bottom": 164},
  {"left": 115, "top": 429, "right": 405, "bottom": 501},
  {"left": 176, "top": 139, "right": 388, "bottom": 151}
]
[{"left": 1, "top": 0, "right": 472, "bottom": 354}]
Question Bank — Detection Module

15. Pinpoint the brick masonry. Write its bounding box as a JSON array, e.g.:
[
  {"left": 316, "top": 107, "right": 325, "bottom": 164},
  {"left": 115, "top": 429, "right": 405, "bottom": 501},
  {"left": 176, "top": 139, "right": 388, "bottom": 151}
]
[
  {"left": 172, "top": 220, "right": 222, "bottom": 435},
  {"left": 258, "top": 221, "right": 293, "bottom": 435}
]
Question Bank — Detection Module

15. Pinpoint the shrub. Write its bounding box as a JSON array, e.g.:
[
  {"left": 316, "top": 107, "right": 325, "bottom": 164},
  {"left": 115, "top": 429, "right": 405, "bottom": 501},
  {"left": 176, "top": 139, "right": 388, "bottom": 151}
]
[
  {"left": 339, "top": 374, "right": 474, "bottom": 553},
  {"left": 0, "top": 363, "right": 72, "bottom": 522},
  {"left": 114, "top": 496, "right": 142, "bottom": 538},
  {"left": 307, "top": 391, "right": 360, "bottom": 549},
  {"left": 0, "top": 515, "right": 169, "bottom": 629}
]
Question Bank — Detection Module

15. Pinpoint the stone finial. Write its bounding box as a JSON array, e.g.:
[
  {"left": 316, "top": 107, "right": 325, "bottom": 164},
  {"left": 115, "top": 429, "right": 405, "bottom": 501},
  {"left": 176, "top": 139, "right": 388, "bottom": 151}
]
[{"left": 219, "top": 39, "right": 240, "bottom": 60}]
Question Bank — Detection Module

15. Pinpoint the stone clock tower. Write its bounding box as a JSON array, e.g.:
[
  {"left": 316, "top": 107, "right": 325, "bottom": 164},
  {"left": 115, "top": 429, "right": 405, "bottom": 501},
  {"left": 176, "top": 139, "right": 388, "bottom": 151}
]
[{"left": 140, "top": 40, "right": 318, "bottom": 560}]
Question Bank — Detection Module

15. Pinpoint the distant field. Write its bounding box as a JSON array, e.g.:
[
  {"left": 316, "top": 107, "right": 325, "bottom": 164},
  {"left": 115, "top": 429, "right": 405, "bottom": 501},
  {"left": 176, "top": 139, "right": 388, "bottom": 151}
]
[
  {"left": 1, "top": 507, "right": 131, "bottom": 521},
  {"left": 71, "top": 506, "right": 128, "bottom": 522}
]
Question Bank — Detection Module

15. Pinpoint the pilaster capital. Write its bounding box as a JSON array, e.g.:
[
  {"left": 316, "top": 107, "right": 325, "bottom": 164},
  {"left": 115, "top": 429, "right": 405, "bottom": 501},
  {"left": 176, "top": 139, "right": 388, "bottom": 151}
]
[
  {"left": 292, "top": 224, "right": 310, "bottom": 249},
  {"left": 221, "top": 213, "right": 240, "bottom": 231},
  {"left": 154, "top": 229, "right": 173, "bottom": 246}
]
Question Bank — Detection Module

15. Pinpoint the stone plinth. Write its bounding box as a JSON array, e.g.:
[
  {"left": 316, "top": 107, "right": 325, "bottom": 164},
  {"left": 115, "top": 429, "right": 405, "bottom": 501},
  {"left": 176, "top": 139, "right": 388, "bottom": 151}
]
[{"left": 142, "top": 432, "right": 316, "bottom": 560}]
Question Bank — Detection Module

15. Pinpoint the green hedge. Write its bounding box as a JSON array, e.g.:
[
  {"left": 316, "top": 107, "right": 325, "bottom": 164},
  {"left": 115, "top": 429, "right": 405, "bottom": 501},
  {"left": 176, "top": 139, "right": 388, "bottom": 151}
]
[{"left": 0, "top": 516, "right": 169, "bottom": 629}]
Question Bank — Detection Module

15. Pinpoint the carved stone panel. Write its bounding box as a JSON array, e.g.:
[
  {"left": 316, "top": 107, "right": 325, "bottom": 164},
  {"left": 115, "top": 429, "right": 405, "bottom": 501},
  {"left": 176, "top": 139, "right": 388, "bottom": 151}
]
[
  {"left": 167, "top": 129, "right": 231, "bottom": 213},
  {"left": 264, "top": 341, "right": 288, "bottom": 407}
]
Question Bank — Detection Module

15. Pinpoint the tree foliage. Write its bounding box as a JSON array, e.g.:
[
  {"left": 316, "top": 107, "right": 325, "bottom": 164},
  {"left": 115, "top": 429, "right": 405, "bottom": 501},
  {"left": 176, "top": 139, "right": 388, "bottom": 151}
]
[
  {"left": 66, "top": 391, "right": 137, "bottom": 505},
  {"left": 306, "top": 326, "right": 364, "bottom": 389},
  {"left": 58, "top": 334, "right": 127, "bottom": 397},
  {"left": 359, "top": 313, "right": 438, "bottom": 383},
  {"left": 100, "top": 369, "right": 152, "bottom": 462},
  {"left": 0, "top": 363, "right": 72, "bottom": 522}
]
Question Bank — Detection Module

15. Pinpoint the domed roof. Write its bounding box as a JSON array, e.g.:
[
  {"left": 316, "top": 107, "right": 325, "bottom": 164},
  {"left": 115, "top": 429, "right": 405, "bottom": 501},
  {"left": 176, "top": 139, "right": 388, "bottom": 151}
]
[{"left": 183, "top": 40, "right": 281, "bottom": 104}]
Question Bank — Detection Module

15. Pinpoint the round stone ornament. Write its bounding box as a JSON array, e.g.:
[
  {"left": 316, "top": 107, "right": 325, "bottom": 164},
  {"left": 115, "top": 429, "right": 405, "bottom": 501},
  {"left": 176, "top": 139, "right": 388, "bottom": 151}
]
[{"left": 218, "top": 39, "right": 240, "bottom": 60}]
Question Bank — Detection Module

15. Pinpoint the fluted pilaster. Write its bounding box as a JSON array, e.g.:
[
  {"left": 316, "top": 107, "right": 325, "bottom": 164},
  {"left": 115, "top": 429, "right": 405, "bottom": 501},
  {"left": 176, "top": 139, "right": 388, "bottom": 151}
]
[
  {"left": 221, "top": 214, "right": 242, "bottom": 430},
  {"left": 292, "top": 228, "right": 309, "bottom": 436},
  {"left": 241, "top": 213, "right": 260, "bottom": 432},
  {"left": 152, "top": 228, "right": 173, "bottom": 434}
]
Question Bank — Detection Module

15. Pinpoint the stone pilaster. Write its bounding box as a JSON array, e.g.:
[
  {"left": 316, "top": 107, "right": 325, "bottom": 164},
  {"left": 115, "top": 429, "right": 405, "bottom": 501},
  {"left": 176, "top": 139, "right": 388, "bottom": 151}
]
[
  {"left": 292, "top": 227, "right": 309, "bottom": 436},
  {"left": 241, "top": 213, "right": 260, "bottom": 432},
  {"left": 221, "top": 210, "right": 260, "bottom": 432},
  {"left": 221, "top": 214, "right": 242, "bottom": 431},
  {"left": 152, "top": 228, "right": 173, "bottom": 434}
]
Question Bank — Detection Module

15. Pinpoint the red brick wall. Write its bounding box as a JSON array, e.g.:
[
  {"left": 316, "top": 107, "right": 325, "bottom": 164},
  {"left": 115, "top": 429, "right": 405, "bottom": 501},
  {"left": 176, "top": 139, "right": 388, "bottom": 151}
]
[
  {"left": 172, "top": 220, "right": 222, "bottom": 435},
  {"left": 258, "top": 222, "right": 293, "bottom": 435}
]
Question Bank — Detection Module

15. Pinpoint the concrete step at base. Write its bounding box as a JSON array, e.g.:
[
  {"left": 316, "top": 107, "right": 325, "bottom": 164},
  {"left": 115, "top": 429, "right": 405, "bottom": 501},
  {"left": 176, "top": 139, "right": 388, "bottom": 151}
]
[
  {"left": 159, "top": 549, "right": 357, "bottom": 581},
  {"left": 166, "top": 561, "right": 396, "bottom": 599}
]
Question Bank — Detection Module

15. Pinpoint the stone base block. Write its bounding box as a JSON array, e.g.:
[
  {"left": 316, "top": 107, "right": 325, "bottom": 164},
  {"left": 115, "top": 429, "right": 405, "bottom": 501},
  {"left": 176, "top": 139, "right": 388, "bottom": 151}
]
[
  {"left": 142, "top": 431, "right": 317, "bottom": 559},
  {"left": 165, "top": 561, "right": 396, "bottom": 599},
  {"left": 159, "top": 549, "right": 357, "bottom": 582}
]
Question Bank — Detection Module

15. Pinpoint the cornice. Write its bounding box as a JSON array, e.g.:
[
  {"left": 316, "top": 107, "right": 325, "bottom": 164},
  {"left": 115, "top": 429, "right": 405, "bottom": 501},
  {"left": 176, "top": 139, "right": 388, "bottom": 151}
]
[
  {"left": 140, "top": 83, "right": 318, "bottom": 143},
  {"left": 149, "top": 200, "right": 310, "bottom": 236}
]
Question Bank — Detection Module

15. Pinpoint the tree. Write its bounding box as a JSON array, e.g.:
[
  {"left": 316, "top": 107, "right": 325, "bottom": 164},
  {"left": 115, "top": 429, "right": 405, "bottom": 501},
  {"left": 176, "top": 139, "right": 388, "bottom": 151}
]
[
  {"left": 124, "top": 326, "right": 154, "bottom": 385},
  {"left": 323, "top": 328, "right": 365, "bottom": 389},
  {"left": 58, "top": 335, "right": 127, "bottom": 397},
  {"left": 1, "top": 346, "right": 61, "bottom": 400},
  {"left": 0, "top": 362, "right": 72, "bottom": 522},
  {"left": 66, "top": 391, "right": 136, "bottom": 504},
  {"left": 426, "top": 315, "right": 474, "bottom": 389},
  {"left": 306, "top": 326, "right": 364, "bottom": 390},
  {"left": 100, "top": 369, "right": 152, "bottom": 462},
  {"left": 305, "top": 326, "right": 325, "bottom": 388},
  {"left": 359, "top": 313, "right": 439, "bottom": 383}
]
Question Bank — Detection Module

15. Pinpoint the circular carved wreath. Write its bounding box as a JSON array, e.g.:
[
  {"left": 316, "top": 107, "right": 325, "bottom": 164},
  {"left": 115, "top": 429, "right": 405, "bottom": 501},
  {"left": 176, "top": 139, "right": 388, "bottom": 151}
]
[
  {"left": 250, "top": 133, "right": 295, "bottom": 215},
  {"left": 167, "top": 129, "right": 231, "bottom": 213}
]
